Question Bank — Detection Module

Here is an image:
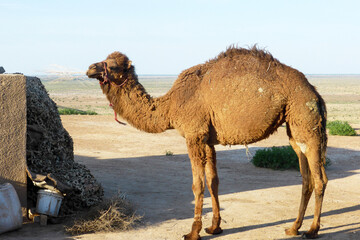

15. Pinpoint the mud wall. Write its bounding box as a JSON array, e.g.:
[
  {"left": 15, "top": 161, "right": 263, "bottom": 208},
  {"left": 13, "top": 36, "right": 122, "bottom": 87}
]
[{"left": 0, "top": 74, "right": 27, "bottom": 212}]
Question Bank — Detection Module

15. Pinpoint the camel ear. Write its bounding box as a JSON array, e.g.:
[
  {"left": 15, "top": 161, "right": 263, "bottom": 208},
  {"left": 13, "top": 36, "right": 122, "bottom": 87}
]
[{"left": 127, "top": 61, "right": 132, "bottom": 69}]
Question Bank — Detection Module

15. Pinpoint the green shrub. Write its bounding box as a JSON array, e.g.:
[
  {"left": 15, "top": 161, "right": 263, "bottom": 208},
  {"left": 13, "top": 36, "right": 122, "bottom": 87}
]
[
  {"left": 251, "top": 146, "right": 331, "bottom": 170},
  {"left": 58, "top": 107, "right": 97, "bottom": 115},
  {"left": 251, "top": 146, "right": 298, "bottom": 170},
  {"left": 165, "top": 150, "right": 174, "bottom": 156},
  {"left": 327, "top": 121, "right": 356, "bottom": 136}
]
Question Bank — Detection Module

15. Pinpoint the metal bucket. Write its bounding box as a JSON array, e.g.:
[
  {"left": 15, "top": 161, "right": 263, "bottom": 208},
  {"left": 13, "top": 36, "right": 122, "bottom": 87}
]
[
  {"left": 0, "top": 183, "right": 22, "bottom": 234},
  {"left": 36, "top": 189, "right": 63, "bottom": 217}
]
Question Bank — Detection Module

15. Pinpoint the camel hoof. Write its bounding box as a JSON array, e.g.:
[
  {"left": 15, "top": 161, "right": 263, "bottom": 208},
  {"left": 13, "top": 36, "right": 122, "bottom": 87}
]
[
  {"left": 182, "top": 234, "right": 201, "bottom": 240},
  {"left": 285, "top": 228, "right": 299, "bottom": 236},
  {"left": 301, "top": 231, "right": 318, "bottom": 239},
  {"left": 205, "top": 226, "right": 223, "bottom": 235}
]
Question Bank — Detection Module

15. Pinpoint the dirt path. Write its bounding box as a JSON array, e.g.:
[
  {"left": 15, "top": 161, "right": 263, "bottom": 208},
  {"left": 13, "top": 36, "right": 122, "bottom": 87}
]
[{"left": 3, "top": 116, "right": 360, "bottom": 240}]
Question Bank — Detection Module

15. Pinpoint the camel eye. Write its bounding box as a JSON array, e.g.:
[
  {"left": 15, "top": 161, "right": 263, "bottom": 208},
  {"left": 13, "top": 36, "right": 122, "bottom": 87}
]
[{"left": 109, "top": 66, "right": 119, "bottom": 71}]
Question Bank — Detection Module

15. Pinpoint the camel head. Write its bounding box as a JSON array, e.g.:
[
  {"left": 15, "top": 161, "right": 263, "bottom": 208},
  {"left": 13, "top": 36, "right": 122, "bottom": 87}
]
[{"left": 86, "top": 51, "right": 133, "bottom": 86}]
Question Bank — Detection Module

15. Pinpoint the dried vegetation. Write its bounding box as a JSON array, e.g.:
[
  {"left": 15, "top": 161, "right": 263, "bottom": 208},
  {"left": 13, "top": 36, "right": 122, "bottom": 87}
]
[{"left": 65, "top": 194, "right": 142, "bottom": 234}]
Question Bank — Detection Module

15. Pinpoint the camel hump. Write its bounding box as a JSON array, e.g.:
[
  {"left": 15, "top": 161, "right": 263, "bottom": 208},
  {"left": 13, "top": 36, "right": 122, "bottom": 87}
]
[
  {"left": 176, "top": 46, "right": 281, "bottom": 87},
  {"left": 212, "top": 45, "right": 279, "bottom": 64}
]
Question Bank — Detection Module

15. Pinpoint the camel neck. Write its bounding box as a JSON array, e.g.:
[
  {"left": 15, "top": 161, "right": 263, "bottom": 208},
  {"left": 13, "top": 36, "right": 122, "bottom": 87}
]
[{"left": 106, "top": 80, "right": 172, "bottom": 133}]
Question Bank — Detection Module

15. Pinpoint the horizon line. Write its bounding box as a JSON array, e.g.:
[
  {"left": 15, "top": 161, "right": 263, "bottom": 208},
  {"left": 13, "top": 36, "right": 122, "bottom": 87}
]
[{"left": 24, "top": 73, "right": 360, "bottom": 77}]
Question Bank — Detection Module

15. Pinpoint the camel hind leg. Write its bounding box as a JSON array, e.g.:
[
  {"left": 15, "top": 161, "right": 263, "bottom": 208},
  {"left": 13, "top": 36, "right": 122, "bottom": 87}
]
[
  {"left": 285, "top": 136, "right": 314, "bottom": 236},
  {"left": 204, "top": 145, "right": 222, "bottom": 235},
  {"left": 286, "top": 124, "right": 328, "bottom": 238},
  {"left": 303, "top": 142, "right": 328, "bottom": 238}
]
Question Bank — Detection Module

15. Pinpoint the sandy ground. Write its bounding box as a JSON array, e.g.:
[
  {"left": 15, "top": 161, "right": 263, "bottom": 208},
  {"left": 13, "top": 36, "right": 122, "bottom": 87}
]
[
  {"left": 2, "top": 75, "right": 360, "bottom": 239},
  {"left": 3, "top": 115, "right": 359, "bottom": 240}
]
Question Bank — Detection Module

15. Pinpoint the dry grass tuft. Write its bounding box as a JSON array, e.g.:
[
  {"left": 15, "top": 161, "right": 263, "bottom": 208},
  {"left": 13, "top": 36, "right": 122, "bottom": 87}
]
[{"left": 65, "top": 194, "right": 142, "bottom": 235}]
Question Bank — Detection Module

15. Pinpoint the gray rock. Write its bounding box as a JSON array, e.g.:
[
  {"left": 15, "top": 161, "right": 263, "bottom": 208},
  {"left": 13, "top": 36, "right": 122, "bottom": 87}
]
[{"left": 0, "top": 66, "right": 5, "bottom": 74}]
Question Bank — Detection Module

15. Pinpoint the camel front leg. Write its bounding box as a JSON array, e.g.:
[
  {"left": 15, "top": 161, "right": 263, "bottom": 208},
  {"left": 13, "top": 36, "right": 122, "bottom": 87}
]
[
  {"left": 204, "top": 145, "right": 222, "bottom": 235},
  {"left": 183, "top": 138, "right": 206, "bottom": 240}
]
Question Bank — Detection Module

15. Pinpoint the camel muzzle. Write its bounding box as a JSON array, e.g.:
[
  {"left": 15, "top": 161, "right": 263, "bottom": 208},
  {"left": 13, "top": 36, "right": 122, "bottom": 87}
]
[{"left": 86, "top": 63, "right": 104, "bottom": 79}]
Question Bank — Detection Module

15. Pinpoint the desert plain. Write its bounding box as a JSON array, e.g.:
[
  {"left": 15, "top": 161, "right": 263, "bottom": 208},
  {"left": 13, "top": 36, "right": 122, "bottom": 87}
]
[{"left": 2, "top": 74, "right": 360, "bottom": 240}]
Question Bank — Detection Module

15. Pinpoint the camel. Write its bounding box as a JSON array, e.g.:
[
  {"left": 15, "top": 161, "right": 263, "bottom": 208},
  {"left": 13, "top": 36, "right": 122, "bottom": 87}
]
[{"left": 86, "top": 46, "right": 328, "bottom": 239}]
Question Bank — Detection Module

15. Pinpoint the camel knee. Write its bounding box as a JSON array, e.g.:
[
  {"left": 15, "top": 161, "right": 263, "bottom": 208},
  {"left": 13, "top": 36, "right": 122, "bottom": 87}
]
[
  {"left": 313, "top": 166, "right": 327, "bottom": 198},
  {"left": 321, "top": 166, "right": 328, "bottom": 185},
  {"left": 206, "top": 175, "right": 219, "bottom": 190},
  {"left": 302, "top": 176, "right": 314, "bottom": 193},
  {"left": 192, "top": 182, "right": 205, "bottom": 196},
  {"left": 314, "top": 181, "right": 326, "bottom": 196},
  {"left": 303, "top": 185, "right": 313, "bottom": 196},
  {"left": 314, "top": 171, "right": 327, "bottom": 190}
]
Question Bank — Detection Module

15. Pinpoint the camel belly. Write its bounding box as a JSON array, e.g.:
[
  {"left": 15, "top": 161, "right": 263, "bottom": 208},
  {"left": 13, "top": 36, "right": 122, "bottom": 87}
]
[
  {"left": 211, "top": 114, "right": 284, "bottom": 145},
  {"left": 206, "top": 88, "right": 286, "bottom": 145},
  {"left": 173, "top": 111, "right": 282, "bottom": 146}
]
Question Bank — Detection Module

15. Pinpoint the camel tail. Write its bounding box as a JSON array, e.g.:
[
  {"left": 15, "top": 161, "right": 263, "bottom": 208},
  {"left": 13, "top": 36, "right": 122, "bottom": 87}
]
[{"left": 318, "top": 95, "right": 328, "bottom": 166}]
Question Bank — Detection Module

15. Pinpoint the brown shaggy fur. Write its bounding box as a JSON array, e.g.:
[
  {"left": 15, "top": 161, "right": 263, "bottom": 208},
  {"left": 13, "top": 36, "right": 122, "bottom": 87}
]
[{"left": 87, "top": 46, "right": 328, "bottom": 239}]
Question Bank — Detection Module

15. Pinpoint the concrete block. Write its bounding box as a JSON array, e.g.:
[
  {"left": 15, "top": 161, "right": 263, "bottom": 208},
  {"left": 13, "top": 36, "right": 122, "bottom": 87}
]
[{"left": 0, "top": 74, "right": 27, "bottom": 215}]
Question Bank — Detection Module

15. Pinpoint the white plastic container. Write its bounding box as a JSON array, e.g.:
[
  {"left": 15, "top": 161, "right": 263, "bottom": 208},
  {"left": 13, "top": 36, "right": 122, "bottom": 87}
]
[
  {"left": 36, "top": 189, "right": 63, "bottom": 217},
  {"left": 0, "top": 183, "right": 22, "bottom": 234}
]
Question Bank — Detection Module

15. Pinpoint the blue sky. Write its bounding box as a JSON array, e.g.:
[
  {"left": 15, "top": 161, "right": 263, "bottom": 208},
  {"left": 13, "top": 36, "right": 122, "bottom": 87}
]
[{"left": 1, "top": 0, "right": 359, "bottom": 75}]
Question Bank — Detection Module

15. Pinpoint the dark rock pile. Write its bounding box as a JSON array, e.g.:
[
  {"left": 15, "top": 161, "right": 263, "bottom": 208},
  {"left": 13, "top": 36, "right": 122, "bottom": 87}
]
[{"left": 26, "top": 77, "right": 103, "bottom": 215}]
